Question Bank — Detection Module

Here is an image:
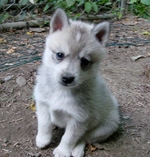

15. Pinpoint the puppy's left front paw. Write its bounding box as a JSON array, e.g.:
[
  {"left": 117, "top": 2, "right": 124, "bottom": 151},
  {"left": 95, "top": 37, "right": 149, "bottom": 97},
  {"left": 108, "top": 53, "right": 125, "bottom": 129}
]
[
  {"left": 71, "top": 143, "right": 85, "bottom": 157},
  {"left": 53, "top": 146, "right": 71, "bottom": 157},
  {"left": 36, "top": 133, "right": 51, "bottom": 149}
]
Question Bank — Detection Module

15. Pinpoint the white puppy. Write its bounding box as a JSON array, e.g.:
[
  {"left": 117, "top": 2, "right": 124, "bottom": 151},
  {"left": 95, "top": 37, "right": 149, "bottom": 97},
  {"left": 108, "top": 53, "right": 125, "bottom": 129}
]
[{"left": 34, "top": 8, "right": 120, "bottom": 157}]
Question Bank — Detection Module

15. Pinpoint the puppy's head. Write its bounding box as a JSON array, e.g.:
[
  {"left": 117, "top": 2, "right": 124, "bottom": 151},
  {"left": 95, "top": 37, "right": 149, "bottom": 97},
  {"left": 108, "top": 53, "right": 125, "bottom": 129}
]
[{"left": 43, "top": 8, "right": 109, "bottom": 87}]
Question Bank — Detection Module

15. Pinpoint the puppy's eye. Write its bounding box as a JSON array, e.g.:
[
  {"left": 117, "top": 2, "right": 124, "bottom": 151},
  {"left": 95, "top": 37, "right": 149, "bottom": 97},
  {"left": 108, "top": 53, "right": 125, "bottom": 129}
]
[
  {"left": 56, "top": 52, "right": 64, "bottom": 60},
  {"left": 81, "top": 57, "right": 90, "bottom": 67}
]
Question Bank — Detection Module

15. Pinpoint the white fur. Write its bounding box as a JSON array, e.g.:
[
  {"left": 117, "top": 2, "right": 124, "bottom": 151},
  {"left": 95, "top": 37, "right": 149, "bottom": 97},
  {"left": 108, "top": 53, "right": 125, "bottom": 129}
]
[
  {"left": 76, "top": 32, "right": 81, "bottom": 42},
  {"left": 34, "top": 8, "right": 120, "bottom": 157}
]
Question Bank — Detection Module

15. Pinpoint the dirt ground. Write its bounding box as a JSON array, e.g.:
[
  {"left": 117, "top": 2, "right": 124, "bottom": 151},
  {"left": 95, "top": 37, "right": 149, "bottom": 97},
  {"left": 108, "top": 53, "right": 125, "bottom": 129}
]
[{"left": 0, "top": 15, "right": 150, "bottom": 157}]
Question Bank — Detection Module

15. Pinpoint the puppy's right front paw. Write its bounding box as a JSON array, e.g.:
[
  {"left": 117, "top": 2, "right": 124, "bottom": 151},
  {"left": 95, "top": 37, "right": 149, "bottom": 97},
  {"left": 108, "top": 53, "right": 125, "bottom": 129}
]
[{"left": 36, "top": 133, "right": 51, "bottom": 149}]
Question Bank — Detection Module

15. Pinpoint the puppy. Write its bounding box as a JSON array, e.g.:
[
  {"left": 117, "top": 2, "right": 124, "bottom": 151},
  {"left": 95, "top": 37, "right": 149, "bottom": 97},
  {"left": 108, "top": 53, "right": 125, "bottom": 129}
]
[{"left": 34, "top": 8, "right": 120, "bottom": 157}]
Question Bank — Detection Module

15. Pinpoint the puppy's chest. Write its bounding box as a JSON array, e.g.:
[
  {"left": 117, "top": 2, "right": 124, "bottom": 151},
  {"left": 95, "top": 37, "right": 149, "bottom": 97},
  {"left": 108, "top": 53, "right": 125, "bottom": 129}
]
[
  {"left": 50, "top": 110, "right": 70, "bottom": 128},
  {"left": 48, "top": 90, "right": 89, "bottom": 124}
]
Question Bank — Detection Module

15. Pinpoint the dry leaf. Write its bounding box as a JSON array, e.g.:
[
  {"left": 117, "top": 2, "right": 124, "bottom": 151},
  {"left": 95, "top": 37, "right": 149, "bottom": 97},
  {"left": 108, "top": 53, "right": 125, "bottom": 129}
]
[
  {"left": 130, "top": 55, "right": 145, "bottom": 61},
  {"left": 93, "top": 143, "right": 110, "bottom": 151},
  {"left": 6, "top": 47, "right": 16, "bottom": 54},
  {"left": 142, "top": 31, "right": 150, "bottom": 35},
  {"left": 0, "top": 38, "right": 7, "bottom": 44},
  {"left": 88, "top": 144, "right": 97, "bottom": 152},
  {"left": 30, "top": 101, "right": 36, "bottom": 112},
  {"left": 26, "top": 32, "right": 33, "bottom": 36}
]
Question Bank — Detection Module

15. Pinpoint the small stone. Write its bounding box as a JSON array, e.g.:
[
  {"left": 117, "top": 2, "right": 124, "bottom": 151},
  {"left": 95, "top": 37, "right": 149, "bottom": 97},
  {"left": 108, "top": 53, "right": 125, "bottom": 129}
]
[
  {"left": 123, "top": 115, "right": 130, "bottom": 120},
  {"left": 4, "top": 75, "right": 14, "bottom": 81},
  {"left": 16, "top": 76, "right": 26, "bottom": 86},
  {"left": 27, "top": 50, "right": 33, "bottom": 54},
  {"left": 3, "top": 138, "right": 8, "bottom": 143}
]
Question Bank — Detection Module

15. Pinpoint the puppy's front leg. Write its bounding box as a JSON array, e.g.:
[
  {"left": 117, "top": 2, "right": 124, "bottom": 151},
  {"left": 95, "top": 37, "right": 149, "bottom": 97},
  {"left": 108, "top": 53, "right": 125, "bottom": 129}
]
[
  {"left": 36, "top": 101, "right": 53, "bottom": 148},
  {"left": 53, "top": 120, "right": 85, "bottom": 157}
]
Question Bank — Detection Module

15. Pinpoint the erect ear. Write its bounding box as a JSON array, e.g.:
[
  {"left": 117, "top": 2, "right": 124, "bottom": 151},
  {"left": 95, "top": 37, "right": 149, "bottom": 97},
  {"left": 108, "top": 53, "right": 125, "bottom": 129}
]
[
  {"left": 92, "top": 22, "right": 110, "bottom": 46},
  {"left": 50, "top": 8, "right": 69, "bottom": 34}
]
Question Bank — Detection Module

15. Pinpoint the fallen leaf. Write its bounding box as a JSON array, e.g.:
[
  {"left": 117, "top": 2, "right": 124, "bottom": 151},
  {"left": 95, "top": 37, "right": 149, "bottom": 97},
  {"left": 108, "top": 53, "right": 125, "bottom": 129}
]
[
  {"left": 30, "top": 101, "right": 36, "bottom": 112},
  {"left": 142, "top": 31, "right": 150, "bottom": 35},
  {"left": 130, "top": 55, "right": 145, "bottom": 61},
  {"left": 0, "top": 38, "right": 7, "bottom": 44},
  {"left": 93, "top": 143, "right": 110, "bottom": 151},
  {"left": 6, "top": 47, "right": 16, "bottom": 54},
  {"left": 88, "top": 144, "right": 97, "bottom": 152},
  {"left": 6, "top": 48, "right": 14, "bottom": 54},
  {"left": 26, "top": 31, "right": 33, "bottom": 36}
]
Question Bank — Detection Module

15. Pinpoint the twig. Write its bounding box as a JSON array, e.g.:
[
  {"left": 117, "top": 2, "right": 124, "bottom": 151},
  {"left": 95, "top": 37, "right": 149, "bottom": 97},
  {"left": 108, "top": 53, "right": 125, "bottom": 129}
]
[
  {"left": 13, "top": 142, "right": 20, "bottom": 146},
  {"left": 0, "top": 119, "right": 7, "bottom": 123},
  {"left": 2, "top": 148, "right": 11, "bottom": 152},
  {"left": 0, "top": 2, "right": 47, "bottom": 10},
  {"left": 0, "top": 13, "right": 117, "bottom": 31},
  {"left": 8, "top": 118, "right": 23, "bottom": 123},
  {"left": 0, "top": 19, "right": 44, "bottom": 31}
]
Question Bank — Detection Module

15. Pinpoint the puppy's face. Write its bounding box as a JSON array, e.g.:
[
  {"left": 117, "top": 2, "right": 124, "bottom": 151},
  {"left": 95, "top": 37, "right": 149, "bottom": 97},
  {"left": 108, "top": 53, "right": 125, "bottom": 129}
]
[{"left": 43, "top": 9, "right": 109, "bottom": 88}]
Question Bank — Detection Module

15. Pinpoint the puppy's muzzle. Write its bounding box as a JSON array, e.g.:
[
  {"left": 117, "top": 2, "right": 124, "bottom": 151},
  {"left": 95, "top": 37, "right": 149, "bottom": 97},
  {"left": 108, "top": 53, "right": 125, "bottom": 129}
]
[{"left": 61, "top": 73, "right": 75, "bottom": 86}]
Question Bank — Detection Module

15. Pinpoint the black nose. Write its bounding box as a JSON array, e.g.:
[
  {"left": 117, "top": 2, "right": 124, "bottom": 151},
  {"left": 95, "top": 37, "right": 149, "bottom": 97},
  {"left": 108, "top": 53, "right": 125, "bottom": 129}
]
[{"left": 62, "top": 74, "right": 75, "bottom": 85}]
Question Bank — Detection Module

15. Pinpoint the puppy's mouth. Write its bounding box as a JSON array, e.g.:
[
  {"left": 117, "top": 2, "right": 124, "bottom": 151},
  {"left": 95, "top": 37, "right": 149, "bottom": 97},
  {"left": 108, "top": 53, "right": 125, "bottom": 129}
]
[{"left": 61, "top": 82, "right": 76, "bottom": 87}]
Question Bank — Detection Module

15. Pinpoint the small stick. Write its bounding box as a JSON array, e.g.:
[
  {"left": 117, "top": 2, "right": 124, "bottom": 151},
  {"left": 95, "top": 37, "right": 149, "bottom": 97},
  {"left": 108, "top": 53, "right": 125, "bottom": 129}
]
[
  {"left": 8, "top": 118, "right": 23, "bottom": 123},
  {"left": 0, "top": 119, "right": 7, "bottom": 123}
]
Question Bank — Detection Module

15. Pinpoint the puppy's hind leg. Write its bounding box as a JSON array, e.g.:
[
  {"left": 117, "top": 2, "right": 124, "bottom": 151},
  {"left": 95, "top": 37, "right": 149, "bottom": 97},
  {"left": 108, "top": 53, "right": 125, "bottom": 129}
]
[
  {"left": 71, "top": 120, "right": 118, "bottom": 157},
  {"left": 36, "top": 101, "right": 53, "bottom": 148},
  {"left": 90, "top": 122, "right": 118, "bottom": 144},
  {"left": 88, "top": 107, "right": 120, "bottom": 143},
  {"left": 88, "top": 119, "right": 119, "bottom": 144}
]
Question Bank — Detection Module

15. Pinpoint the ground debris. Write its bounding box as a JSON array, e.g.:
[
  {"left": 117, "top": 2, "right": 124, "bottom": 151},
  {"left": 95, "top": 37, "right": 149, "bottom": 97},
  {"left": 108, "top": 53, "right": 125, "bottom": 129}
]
[
  {"left": 6, "top": 46, "right": 17, "bottom": 54},
  {"left": 130, "top": 55, "right": 145, "bottom": 61},
  {"left": 143, "top": 64, "right": 150, "bottom": 79},
  {"left": 3, "top": 75, "right": 14, "bottom": 81},
  {"left": 29, "top": 27, "right": 45, "bottom": 33},
  {"left": 27, "top": 152, "right": 41, "bottom": 157},
  {"left": 0, "top": 153, "right": 9, "bottom": 157},
  {"left": 30, "top": 101, "right": 36, "bottom": 112},
  {"left": 16, "top": 76, "right": 26, "bottom": 86}
]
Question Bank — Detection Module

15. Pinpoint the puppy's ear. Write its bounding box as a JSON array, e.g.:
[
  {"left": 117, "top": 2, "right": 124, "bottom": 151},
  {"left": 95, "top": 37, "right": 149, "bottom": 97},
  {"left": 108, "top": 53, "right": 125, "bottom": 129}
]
[
  {"left": 92, "top": 22, "right": 110, "bottom": 46},
  {"left": 50, "top": 8, "right": 69, "bottom": 33}
]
